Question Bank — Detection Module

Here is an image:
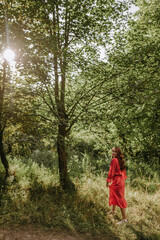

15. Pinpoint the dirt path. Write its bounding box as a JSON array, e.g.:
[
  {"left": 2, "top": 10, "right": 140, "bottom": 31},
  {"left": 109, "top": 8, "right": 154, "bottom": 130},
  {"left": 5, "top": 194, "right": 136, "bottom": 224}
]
[
  {"left": 0, "top": 225, "right": 87, "bottom": 240},
  {"left": 0, "top": 225, "right": 107, "bottom": 240}
]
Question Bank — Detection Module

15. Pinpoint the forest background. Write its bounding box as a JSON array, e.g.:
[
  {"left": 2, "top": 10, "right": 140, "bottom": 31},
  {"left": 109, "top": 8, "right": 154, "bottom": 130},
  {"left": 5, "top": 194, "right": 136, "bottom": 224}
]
[{"left": 0, "top": 0, "right": 160, "bottom": 239}]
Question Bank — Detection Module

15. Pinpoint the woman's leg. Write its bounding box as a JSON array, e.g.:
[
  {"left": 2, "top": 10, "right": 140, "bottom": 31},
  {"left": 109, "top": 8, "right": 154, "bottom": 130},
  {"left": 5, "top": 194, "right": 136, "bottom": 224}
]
[
  {"left": 108, "top": 205, "right": 116, "bottom": 214},
  {"left": 112, "top": 205, "right": 116, "bottom": 213},
  {"left": 120, "top": 208, "right": 127, "bottom": 219}
]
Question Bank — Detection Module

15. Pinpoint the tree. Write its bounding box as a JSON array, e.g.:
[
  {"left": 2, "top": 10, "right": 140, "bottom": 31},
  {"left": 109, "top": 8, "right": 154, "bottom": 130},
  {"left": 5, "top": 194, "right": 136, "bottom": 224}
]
[
  {"left": 8, "top": 0, "right": 131, "bottom": 188},
  {"left": 0, "top": 0, "right": 29, "bottom": 180},
  {"left": 100, "top": 0, "right": 160, "bottom": 163},
  {"left": 0, "top": 1, "right": 11, "bottom": 180}
]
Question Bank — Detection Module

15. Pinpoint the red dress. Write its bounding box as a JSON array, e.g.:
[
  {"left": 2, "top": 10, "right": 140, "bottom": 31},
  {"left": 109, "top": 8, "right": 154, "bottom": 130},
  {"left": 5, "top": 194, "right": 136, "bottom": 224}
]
[{"left": 106, "top": 157, "right": 127, "bottom": 208}]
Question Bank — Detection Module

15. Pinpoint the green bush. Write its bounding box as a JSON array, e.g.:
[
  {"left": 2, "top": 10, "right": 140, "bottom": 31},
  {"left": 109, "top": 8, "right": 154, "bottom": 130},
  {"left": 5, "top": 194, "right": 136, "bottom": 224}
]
[
  {"left": 29, "top": 149, "right": 58, "bottom": 169},
  {"left": 67, "top": 131, "right": 108, "bottom": 176}
]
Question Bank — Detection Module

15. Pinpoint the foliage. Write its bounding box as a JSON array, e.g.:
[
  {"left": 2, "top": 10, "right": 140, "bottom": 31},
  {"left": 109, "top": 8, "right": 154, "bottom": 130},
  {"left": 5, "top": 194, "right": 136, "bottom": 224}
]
[
  {"left": 0, "top": 0, "right": 159, "bottom": 191},
  {"left": 68, "top": 130, "right": 107, "bottom": 174},
  {"left": 1, "top": 0, "right": 133, "bottom": 187},
  {"left": 89, "top": 0, "right": 160, "bottom": 163}
]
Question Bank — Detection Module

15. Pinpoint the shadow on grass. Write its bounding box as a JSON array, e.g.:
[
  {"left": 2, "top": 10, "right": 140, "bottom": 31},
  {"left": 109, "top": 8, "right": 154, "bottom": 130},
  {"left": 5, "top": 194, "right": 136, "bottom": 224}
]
[
  {"left": 26, "top": 185, "right": 120, "bottom": 240},
  {"left": 127, "top": 223, "right": 160, "bottom": 240},
  {"left": 0, "top": 168, "right": 120, "bottom": 240}
]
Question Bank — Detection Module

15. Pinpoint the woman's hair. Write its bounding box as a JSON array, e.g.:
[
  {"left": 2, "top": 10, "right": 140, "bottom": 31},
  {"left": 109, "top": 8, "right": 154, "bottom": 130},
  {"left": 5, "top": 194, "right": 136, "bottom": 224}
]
[{"left": 115, "top": 147, "right": 125, "bottom": 171}]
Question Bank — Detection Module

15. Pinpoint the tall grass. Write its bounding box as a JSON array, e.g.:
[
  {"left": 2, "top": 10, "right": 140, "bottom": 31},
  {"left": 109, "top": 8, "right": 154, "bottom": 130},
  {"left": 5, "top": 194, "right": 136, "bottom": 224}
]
[{"left": 0, "top": 155, "right": 159, "bottom": 240}]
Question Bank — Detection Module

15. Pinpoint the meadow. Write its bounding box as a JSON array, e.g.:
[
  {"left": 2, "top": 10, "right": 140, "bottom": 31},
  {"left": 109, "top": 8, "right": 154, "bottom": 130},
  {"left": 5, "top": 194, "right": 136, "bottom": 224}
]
[{"left": 0, "top": 154, "right": 159, "bottom": 240}]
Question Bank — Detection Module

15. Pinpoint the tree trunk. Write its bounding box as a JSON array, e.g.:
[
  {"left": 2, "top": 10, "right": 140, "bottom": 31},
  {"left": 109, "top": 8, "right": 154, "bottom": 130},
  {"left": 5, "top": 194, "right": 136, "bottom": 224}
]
[
  {"left": 0, "top": 57, "right": 9, "bottom": 183},
  {"left": 0, "top": 129, "right": 9, "bottom": 180},
  {"left": 57, "top": 122, "right": 68, "bottom": 189}
]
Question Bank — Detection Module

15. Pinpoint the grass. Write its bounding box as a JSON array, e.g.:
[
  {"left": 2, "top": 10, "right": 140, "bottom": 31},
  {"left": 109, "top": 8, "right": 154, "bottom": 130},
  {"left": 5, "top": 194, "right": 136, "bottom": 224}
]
[{"left": 0, "top": 157, "right": 160, "bottom": 240}]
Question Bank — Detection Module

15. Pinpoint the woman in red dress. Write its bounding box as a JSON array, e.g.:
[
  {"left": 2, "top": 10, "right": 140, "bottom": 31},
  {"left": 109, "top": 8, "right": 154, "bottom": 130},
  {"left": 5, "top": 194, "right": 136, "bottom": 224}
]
[{"left": 106, "top": 147, "right": 127, "bottom": 224}]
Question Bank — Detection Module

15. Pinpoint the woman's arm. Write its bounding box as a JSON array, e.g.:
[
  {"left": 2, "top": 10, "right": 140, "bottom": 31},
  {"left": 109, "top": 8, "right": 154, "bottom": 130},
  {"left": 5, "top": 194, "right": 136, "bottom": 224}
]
[{"left": 106, "top": 158, "right": 117, "bottom": 184}]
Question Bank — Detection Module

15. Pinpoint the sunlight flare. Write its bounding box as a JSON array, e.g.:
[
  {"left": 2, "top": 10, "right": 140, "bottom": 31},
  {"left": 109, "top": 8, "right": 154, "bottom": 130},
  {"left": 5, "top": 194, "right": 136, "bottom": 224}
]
[{"left": 3, "top": 48, "right": 15, "bottom": 64}]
